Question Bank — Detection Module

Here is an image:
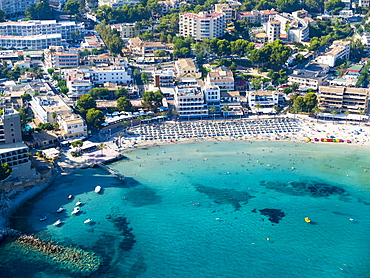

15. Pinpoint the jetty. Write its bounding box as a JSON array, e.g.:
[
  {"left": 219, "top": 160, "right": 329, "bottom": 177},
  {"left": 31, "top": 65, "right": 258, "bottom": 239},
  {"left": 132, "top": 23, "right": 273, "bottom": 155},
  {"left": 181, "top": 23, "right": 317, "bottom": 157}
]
[{"left": 96, "top": 163, "right": 125, "bottom": 180}]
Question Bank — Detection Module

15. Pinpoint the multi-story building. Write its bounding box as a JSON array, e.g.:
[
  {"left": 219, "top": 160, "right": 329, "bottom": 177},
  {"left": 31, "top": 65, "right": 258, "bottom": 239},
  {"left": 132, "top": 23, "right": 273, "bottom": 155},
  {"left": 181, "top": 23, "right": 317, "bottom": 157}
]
[
  {"left": 175, "top": 58, "right": 202, "bottom": 82},
  {"left": 359, "top": 0, "right": 370, "bottom": 7},
  {"left": 317, "top": 86, "right": 369, "bottom": 114},
  {"left": 63, "top": 66, "right": 132, "bottom": 85},
  {"left": 98, "top": 0, "right": 140, "bottom": 8},
  {"left": 237, "top": 9, "right": 278, "bottom": 23},
  {"left": 214, "top": 3, "right": 236, "bottom": 23},
  {"left": 288, "top": 69, "right": 328, "bottom": 90},
  {"left": 0, "top": 34, "right": 63, "bottom": 50},
  {"left": 0, "top": 0, "right": 37, "bottom": 14},
  {"left": 90, "top": 66, "right": 132, "bottom": 85},
  {"left": 206, "top": 66, "right": 234, "bottom": 92},
  {"left": 174, "top": 85, "right": 208, "bottom": 118},
  {"left": 66, "top": 79, "right": 93, "bottom": 100},
  {"left": 0, "top": 108, "right": 22, "bottom": 145},
  {"left": 44, "top": 46, "right": 79, "bottom": 69},
  {"left": 111, "top": 23, "right": 137, "bottom": 39},
  {"left": 0, "top": 20, "right": 84, "bottom": 40},
  {"left": 0, "top": 108, "right": 34, "bottom": 179},
  {"left": 153, "top": 69, "right": 175, "bottom": 87},
  {"left": 158, "top": 0, "right": 183, "bottom": 14},
  {"left": 203, "top": 84, "right": 220, "bottom": 106},
  {"left": 56, "top": 113, "right": 88, "bottom": 140},
  {"left": 315, "top": 40, "right": 351, "bottom": 67},
  {"left": 272, "top": 13, "right": 309, "bottom": 42},
  {"left": 30, "top": 94, "right": 73, "bottom": 124},
  {"left": 179, "top": 12, "right": 225, "bottom": 41},
  {"left": 267, "top": 20, "right": 281, "bottom": 43},
  {"left": 361, "top": 33, "right": 370, "bottom": 54},
  {"left": 247, "top": 91, "right": 285, "bottom": 114}
]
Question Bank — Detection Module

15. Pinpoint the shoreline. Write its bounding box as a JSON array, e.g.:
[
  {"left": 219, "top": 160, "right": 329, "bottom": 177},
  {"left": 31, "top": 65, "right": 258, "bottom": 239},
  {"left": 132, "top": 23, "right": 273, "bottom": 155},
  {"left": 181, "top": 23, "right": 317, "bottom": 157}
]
[{"left": 1, "top": 116, "right": 370, "bottom": 240}]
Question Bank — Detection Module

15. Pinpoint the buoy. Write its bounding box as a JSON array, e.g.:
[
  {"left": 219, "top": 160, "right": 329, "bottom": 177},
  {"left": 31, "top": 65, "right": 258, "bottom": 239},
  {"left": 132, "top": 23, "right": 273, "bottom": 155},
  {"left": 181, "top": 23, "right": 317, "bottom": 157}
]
[{"left": 266, "top": 238, "right": 270, "bottom": 241}]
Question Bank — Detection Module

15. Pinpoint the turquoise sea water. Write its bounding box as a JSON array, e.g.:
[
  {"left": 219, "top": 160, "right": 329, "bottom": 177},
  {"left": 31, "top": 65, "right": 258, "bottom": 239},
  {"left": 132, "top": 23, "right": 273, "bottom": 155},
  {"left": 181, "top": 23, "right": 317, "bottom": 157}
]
[{"left": 2, "top": 141, "right": 370, "bottom": 278}]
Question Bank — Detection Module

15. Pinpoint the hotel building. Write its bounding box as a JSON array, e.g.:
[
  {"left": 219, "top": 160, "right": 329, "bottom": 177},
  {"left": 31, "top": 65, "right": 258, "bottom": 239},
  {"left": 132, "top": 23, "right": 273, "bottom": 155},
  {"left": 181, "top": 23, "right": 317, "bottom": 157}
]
[
  {"left": 0, "top": 34, "right": 62, "bottom": 50},
  {"left": 0, "top": 0, "right": 37, "bottom": 14},
  {"left": 179, "top": 12, "right": 225, "bottom": 41},
  {"left": 44, "top": 46, "right": 79, "bottom": 69}
]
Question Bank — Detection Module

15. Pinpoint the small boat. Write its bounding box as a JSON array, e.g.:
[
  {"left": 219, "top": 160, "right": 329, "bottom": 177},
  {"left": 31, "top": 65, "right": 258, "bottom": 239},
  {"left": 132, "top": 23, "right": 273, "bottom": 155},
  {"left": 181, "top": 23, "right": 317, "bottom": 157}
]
[
  {"left": 71, "top": 207, "right": 80, "bottom": 215},
  {"left": 40, "top": 216, "right": 47, "bottom": 221},
  {"left": 84, "top": 219, "right": 92, "bottom": 224},
  {"left": 94, "top": 186, "right": 101, "bottom": 193},
  {"left": 68, "top": 195, "right": 73, "bottom": 200},
  {"left": 53, "top": 220, "right": 62, "bottom": 226},
  {"left": 75, "top": 201, "right": 82, "bottom": 206},
  {"left": 57, "top": 207, "right": 64, "bottom": 213},
  {"left": 304, "top": 217, "right": 311, "bottom": 223}
]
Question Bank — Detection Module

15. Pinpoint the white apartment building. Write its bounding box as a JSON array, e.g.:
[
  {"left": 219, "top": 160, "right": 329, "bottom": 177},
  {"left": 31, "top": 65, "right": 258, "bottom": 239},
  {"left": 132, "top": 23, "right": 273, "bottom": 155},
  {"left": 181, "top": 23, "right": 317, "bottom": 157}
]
[
  {"left": 203, "top": 84, "right": 220, "bottom": 106},
  {"left": 158, "top": 0, "right": 183, "bottom": 14},
  {"left": 237, "top": 9, "right": 278, "bottom": 23},
  {"left": 0, "top": 34, "right": 63, "bottom": 50},
  {"left": 206, "top": 66, "right": 234, "bottom": 92},
  {"left": 179, "top": 12, "right": 225, "bottom": 41},
  {"left": 90, "top": 66, "right": 132, "bottom": 85},
  {"left": 288, "top": 69, "right": 328, "bottom": 90},
  {"left": 267, "top": 20, "right": 281, "bottom": 43},
  {"left": 272, "top": 13, "right": 309, "bottom": 43},
  {"left": 111, "top": 23, "right": 137, "bottom": 39},
  {"left": 30, "top": 94, "right": 73, "bottom": 124},
  {"left": 214, "top": 3, "right": 235, "bottom": 23},
  {"left": 359, "top": 0, "right": 370, "bottom": 7},
  {"left": 315, "top": 40, "right": 351, "bottom": 67},
  {"left": 174, "top": 86, "right": 208, "bottom": 118},
  {"left": 57, "top": 113, "right": 87, "bottom": 139},
  {"left": 44, "top": 46, "right": 79, "bottom": 69},
  {"left": 153, "top": 69, "right": 175, "bottom": 87},
  {"left": 63, "top": 66, "right": 132, "bottom": 85},
  {"left": 0, "top": 108, "right": 22, "bottom": 145},
  {"left": 98, "top": 0, "right": 140, "bottom": 8},
  {"left": 0, "top": 20, "right": 84, "bottom": 40},
  {"left": 66, "top": 79, "right": 93, "bottom": 100},
  {"left": 361, "top": 33, "right": 370, "bottom": 53},
  {"left": 248, "top": 91, "right": 285, "bottom": 114},
  {"left": 0, "top": 0, "right": 37, "bottom": 14}
]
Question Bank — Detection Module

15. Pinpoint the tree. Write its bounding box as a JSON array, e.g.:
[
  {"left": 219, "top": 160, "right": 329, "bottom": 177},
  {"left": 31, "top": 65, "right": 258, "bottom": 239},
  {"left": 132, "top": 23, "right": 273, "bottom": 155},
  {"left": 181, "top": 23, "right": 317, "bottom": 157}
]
[
  {"left": 25, "top": 0, "right": 55, "bottom": 20},
  {"left": 293, "top": 96, "right": 305, "bottom": 112},
  {"left": 0, "top": 163, "right": 11, "bottom": 180},
  {"left": 21, "top": 93, "right": 32, "bottom": 102},
  {"left": 330, "top": 110, "right": 338, "bottom": 123},
  {"left": 60, "top": 86, "right": 69, "bottom": 95},
  {"left": 304, "top": 92, "right": 317, "bottom": 112},
  {"left": 0, "top": 9, "right": 6, "bottom": 22},
  {"left": 142, "top": 90, "right": 163, "bottom": 110},
  {"left": 255, "top": 103, "right": 262, "bottom": 119},
  {"left": 209, "top": 106, "right": 216, "bottom": 121},
  {"left": 141, "top": 72, "right": 149, "bottom": 84},
  {"left": 62, "top": 0, "right": 80, "bottom": 16},
  {"left": 77, "top": 94, "right": 96, "bottom": 110},
  {"left": 115, "top": 87, "right": 128, "bottom": 98},
  {"left": 344, "top": 110, "right": 350, "bottom": 125},
  {"left": 71, "top": 140, "right": 83, "bottom": 148},
  {"left": 117, "top": 97, "right": 134, "bottom": 111},
  {"left": 89, "top": 87, "right": 110, "bottom": 100},
  {"left": 86, "top": 108, "right": 105, "bottom": 130},
  {"left": 311, "top": 106, "right": 322, "bottom": 122},
  {"left": 97, "top": 143, "right": 107, "bottom": 156},
  {"left": 325, "top": 0, "right": 345, "bottom": 14},
  {"left": 155, "top": 50, "right": 167, "bottom": 57},
  {"left": 47, "top": 68, "right": 54, "bottom": 75},
  {"left": 251, "top": 78, "right": 262, "bottom": 90},
  {"left": 350, "top": 39, "right": 366, "bottom": 62}
]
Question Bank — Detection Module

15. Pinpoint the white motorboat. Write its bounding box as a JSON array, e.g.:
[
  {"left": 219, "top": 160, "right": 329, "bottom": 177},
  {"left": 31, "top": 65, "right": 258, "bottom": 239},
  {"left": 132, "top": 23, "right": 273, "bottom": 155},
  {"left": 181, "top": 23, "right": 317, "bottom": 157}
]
[
  {"left": 75, "top": 201, "right": 82, "bottom": 206},
  {"left": 71, "top": 207, "right": 80, "bottom": 215},
  {"left": 57, "top": 207, "right": 64, "bottom": 213},
  {"left": 84, "top": 219, "right": 92, "bottom": 224},
  {"left": 94, "top": 186, "right": 101, "bottom": 193},
  {"left": 53, "top": 220, "right": 62, "bottom": 226}
]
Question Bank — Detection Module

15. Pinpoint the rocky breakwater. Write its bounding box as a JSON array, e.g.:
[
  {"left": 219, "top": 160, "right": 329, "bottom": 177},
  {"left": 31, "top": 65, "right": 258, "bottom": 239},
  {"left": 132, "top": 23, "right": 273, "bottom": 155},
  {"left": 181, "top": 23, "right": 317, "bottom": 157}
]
[{"left": 13, "top": 235, "right": 102, "bottom": 275}]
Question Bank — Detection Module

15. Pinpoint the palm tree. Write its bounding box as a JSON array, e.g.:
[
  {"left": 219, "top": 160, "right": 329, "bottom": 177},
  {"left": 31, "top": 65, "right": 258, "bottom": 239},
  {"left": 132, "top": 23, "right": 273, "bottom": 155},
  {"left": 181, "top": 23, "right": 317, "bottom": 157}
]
[
  {"left": 344, "top": 111, "right": 350, "bottom": 125},
  {"left": 255, "top": 103, "right": 262, "bottom": 120},
  {"left": 97, "top": 143, "right": 106, "bottom": 156},
  {"left": 209, "top": 106, "right": 216, "bottom": 121},
  {"left": 118, "top": 132, "right": 123, "bottom": 148},
  {"left": 199, "top": 110, "right": 204, "bottom": 121},
  {"left": 222, "top": 105, "right": 229, "bottom": 121},
  {"left": 359, "top": 110, "right": 365, "bottom": 126},
  {"left": 172, "top": 110, "right": 179, "bottom": 120},
  {"left": 273, "top": 105, "right": 279, "bottom": 119},
  {"left": 330, "top": 110, "right": 338, "bottom": 124},
  {"left": 312, "top": 106, "right": 322, "bottom": 123}
]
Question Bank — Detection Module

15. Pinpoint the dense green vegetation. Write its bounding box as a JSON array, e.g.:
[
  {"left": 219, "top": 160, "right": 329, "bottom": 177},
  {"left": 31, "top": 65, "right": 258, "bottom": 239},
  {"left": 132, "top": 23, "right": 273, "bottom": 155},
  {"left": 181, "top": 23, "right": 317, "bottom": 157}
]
[
  {"left": 25, "top": 0, "right": 55, "bottom": 20},
  {"left": 0, "top": 163, "right": 11, "bottom": 180},
  {"left": 95, "top": 24, "right": 124, "bottom": 55}
]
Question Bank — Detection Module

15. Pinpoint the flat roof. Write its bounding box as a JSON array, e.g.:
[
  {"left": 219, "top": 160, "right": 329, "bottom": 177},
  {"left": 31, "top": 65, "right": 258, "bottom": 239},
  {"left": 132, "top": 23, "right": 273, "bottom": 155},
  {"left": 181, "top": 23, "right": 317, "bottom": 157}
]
[{"left": 0, "top": 142, "right": 28, "bottom": 154}]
